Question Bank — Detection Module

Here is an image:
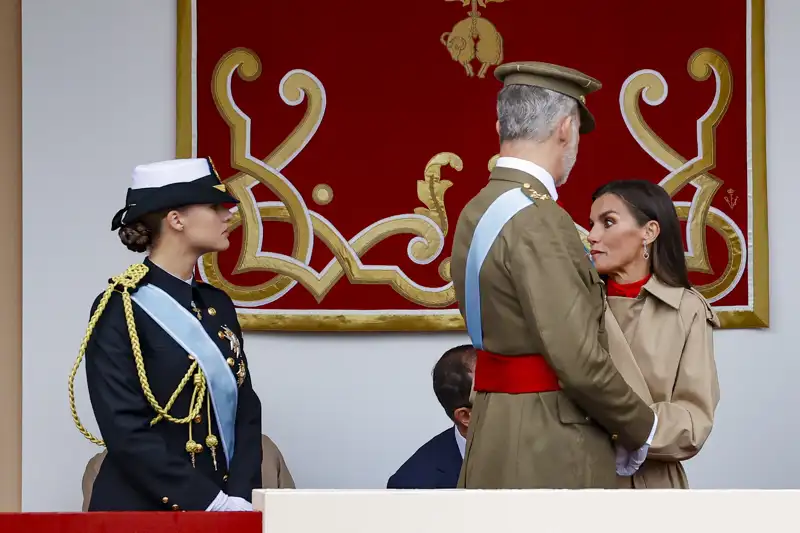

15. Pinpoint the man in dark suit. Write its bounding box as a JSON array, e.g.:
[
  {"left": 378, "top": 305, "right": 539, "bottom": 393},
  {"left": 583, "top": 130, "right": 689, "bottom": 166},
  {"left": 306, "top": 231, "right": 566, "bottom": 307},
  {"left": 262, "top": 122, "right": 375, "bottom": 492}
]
[{"left": 387, "top": 345, "right": 476, "bottom": 489}]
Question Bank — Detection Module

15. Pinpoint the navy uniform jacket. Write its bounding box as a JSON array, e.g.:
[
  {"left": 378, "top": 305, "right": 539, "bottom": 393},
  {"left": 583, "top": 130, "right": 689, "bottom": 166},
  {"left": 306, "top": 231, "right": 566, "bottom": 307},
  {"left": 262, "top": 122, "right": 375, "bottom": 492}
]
[
  {"left": 85, "top": 258, "right": 262, "bottom": 511},
  {"left": 387, "top": 428, "right": 463, "bottom": 489}
]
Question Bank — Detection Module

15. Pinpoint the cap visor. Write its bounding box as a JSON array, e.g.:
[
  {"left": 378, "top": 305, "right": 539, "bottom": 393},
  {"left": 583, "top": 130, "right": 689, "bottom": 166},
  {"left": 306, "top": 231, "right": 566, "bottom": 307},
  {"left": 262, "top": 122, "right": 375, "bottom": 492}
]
[{"left": 578, "top": 104, "right": 595, "bottom": 134}]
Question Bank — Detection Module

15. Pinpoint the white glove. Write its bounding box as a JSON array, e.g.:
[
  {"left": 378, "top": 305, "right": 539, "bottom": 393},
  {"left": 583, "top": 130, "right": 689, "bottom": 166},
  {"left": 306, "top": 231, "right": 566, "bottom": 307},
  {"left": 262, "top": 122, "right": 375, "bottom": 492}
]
[
  {"left": 206, "top": 491, "right": 254, "bottom": 512},
  {"left": 615, "top": 443, "right": 649, "bottom": 476},
  {"left": 224, "top": 496, "right": 254, "bottom": 512},
  {"left": 615, "top": 411, "right": 658, "bottom": 477}
]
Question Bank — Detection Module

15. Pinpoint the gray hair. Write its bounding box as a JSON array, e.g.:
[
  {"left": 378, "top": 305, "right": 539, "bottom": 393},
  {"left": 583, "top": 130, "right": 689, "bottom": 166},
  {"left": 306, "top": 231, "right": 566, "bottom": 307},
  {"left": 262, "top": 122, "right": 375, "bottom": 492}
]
[{"left": 497, "top": 85, "right": 579, "bottom": 143}]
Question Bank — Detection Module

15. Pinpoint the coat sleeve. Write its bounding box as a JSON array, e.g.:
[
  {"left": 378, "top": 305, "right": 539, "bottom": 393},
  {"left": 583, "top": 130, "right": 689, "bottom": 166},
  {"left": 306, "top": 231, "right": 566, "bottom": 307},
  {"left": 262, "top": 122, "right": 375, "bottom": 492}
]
[
  {"left": 258, "top": 434, "right": 295, "bottom": 489},
  {"left": 276, "top": 446, "right": 296, "bottom": 489},
  {"left": 85, "top": 293, "right": 222, "bottom": 510},
  {"left": 507, "top": 207, "right": 655, "bottom": 450},
  {"left": 648, "top": 300, "right": 720, "bottom": 461},
  {"left": 81, "top": 452, "right": 104, "bottom": 512},
  {"left": 224, "top": 315, "right": 263, "bottom": 500}
]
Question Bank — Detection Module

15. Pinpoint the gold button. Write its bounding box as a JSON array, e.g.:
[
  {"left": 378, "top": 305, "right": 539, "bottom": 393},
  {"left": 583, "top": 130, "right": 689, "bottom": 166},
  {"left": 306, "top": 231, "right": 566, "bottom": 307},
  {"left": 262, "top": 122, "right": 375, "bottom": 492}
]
[
  {"left": 194, "top": 415, "right": 202, "bottom": 424},
  {"left": 172, "top": 504, "right": 180, "bottom": 511},
  {"left": 580, "top": 95, "right": 586, "bottom": 104},
  {"left": 223, "top": 475, "right": 229, "bottom": 481},
  {"left": 208, "top": 307, "right": 217, "bottom": 316},
  {"left": 162, "top": 497, "right": 169, "bottom": 504},
  {"left": 218, "top": 331, "right": 225, "bottom": 339},
  {"left": 188, "top": 354, "right": 195, "bottom": 361},
  {"left": 227, "top": 357, "right": 235, "bottom": 367},
  {"left": 611, "top": 434, "right": 619, "bottom": 441}
]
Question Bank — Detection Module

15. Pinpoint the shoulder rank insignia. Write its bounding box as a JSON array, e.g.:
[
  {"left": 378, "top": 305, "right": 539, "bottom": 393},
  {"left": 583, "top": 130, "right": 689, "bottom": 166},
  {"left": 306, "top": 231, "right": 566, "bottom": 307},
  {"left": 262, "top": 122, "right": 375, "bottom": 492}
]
[{"left": 521, "top": 183, "right": 550, "bottom": 201}]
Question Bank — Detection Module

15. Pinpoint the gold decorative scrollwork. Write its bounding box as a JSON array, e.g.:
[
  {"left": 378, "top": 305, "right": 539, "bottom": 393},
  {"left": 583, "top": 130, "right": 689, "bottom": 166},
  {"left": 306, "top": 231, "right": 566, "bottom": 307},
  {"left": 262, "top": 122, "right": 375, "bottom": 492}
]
[
  {"left": 200, "top": 49, "right": 457, "bottom": 308},
  {"left": 620, "top": 47, "right": 746, "bottom": 302}
]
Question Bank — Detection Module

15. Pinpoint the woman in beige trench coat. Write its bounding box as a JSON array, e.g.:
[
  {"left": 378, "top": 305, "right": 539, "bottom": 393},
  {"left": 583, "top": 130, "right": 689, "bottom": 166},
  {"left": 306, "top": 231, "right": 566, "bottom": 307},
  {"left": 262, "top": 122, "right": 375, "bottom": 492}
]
[{"left": 586, "top": 179, "right": 720, "bottom": 489}]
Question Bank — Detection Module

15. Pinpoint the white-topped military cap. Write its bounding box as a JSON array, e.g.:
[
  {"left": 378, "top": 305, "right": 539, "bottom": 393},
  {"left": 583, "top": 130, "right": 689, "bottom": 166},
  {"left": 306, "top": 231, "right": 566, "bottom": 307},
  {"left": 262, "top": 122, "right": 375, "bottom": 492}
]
[{"left": 111, "top": 157, "right": 238, "bottom": 230}]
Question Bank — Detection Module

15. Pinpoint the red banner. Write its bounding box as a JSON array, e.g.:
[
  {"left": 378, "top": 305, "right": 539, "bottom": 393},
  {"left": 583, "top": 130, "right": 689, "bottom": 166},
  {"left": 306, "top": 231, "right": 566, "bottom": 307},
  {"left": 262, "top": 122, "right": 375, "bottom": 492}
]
[
  {"left": 0, "top": 512, "right": 261, "bottom": 533},
  {"left": 177, "top": 0, "right": 767, "bottom": 330}
]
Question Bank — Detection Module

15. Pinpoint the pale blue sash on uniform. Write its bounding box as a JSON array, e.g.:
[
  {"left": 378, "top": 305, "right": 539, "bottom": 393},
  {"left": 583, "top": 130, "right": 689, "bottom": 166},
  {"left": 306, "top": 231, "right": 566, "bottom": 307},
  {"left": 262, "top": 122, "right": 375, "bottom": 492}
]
[
  {"left": 131, "top": 284, "right": 238, "bottom": 466},
  {"left": 464, "top": 188, "right": 534, "bottom": 349}
]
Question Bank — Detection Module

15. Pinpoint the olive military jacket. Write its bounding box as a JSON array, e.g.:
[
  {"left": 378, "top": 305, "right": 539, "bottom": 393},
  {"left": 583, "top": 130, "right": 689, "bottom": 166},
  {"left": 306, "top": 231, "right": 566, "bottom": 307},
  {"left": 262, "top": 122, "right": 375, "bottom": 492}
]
[{"left": 450, "top": 162, "right": 655, "bottom": 488}]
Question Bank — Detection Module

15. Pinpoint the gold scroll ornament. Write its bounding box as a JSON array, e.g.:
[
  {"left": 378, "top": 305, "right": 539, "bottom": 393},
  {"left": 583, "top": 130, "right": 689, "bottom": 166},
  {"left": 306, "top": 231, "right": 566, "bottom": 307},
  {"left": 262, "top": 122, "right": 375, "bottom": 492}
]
[
  {"left": 201, "top": 49, "right": 457, "bottom": 325},
  {"left": 618, "top": 48, "right": 745, "bottom": 302},
  {"left": 197, "top": 46, "right": 760, "bottom": 329}
]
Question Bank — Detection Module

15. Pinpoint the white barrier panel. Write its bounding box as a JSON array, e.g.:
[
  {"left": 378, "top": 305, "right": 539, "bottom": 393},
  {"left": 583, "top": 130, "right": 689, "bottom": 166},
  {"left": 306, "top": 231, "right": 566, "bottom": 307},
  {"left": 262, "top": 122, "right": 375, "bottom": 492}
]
[{"left": 253, "top": 489, "right": 799, "bottom": 533}]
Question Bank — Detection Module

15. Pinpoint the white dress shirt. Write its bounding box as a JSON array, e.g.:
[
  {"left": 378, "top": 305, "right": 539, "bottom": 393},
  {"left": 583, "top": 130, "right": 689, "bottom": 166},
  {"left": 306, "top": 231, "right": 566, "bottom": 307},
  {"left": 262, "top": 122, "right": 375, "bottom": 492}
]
[
  {"left": 494, "top": 156, "right": 559, "bottom": 201},
  {"left": 454, "top": 425, "right": 466, "bottom": 459}
]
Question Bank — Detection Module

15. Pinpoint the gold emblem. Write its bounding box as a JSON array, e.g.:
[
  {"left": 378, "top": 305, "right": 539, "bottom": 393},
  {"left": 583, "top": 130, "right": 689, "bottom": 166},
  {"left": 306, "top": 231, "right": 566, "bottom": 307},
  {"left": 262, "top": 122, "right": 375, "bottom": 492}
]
[
  {"left": 236, "top": 359, "right": 246, "bottom": 387},
  {"left": 725, "top": 188, "right": 738, "bottom": 209},
  {"left": 190, "top": 301, "right": 202, "bottom": 320},
  {"left": 220, "top": 325, "right": 241, "bottom": 358},
  {"left": 522, "top": 188, "right": 550, "bottom": 201},
  {"left": 220, "top": 325, "right": 246, "bottom": 386},
  {"left": 441, "top": 0, "right": 505, "bottom": 78}
]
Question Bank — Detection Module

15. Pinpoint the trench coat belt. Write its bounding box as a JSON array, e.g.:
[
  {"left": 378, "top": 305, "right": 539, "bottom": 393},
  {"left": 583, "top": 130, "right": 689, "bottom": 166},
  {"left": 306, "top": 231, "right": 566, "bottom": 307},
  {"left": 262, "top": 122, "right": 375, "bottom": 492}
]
[{"left": 473, "top": 350, "right": 561, "bottom": 393}]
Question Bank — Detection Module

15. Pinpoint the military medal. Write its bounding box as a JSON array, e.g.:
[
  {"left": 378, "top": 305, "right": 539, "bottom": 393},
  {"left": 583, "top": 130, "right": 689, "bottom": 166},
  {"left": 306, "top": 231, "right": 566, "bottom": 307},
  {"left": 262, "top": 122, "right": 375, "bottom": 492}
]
[
  {"left": 236, "top": 359, "right": 246, "bottom": 387},
  {"left": 191, "top": 300, "right": 202, "bottom": 320},
  {"left": 220, "top": 325, "right": 246, "bottom": 386}
]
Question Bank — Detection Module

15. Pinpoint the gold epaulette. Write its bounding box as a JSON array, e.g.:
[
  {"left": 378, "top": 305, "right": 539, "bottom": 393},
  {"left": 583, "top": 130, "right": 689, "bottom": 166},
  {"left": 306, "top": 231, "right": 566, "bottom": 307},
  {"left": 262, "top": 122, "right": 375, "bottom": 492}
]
[
  {"left": 521, "top": 182, "right": 551, "bottom": 201},
  {"left": 69, "top": 263, "right": 151, "bottom": 447},
  {"left": 107, "top": 262, "right": 149, "bottom": 292},
  {"left": 68, "top": 263, "right": 219, "bottom": 468}
]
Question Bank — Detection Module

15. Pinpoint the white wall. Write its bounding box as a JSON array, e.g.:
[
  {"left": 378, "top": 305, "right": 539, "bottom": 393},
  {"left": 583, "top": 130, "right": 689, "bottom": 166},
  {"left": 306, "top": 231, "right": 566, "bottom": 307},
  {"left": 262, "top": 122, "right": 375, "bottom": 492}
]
[{"left": 21, "top": 0, "right": 800, "bottom": 512}]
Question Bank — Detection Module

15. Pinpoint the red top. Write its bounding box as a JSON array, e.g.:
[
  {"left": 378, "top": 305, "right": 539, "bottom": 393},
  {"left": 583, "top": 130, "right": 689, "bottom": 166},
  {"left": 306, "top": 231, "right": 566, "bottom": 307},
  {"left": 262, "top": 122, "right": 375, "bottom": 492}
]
[{"left": 607, "top": 274, "right": 651, "bottom": 298}]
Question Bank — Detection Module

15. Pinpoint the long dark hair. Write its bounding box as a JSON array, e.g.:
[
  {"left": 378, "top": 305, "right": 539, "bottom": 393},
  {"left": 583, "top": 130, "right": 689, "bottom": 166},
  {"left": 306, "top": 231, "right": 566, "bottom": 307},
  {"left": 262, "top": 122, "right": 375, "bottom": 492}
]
[{"left": 592, "top": 180, "right": 691, "bottom": 289}]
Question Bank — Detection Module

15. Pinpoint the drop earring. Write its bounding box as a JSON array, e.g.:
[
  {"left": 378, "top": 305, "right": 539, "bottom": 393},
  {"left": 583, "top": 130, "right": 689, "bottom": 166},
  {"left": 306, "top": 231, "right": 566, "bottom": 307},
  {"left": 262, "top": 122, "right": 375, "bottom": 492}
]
[{"left": 642, "top": 240, "right": 650, "bottom": 260}]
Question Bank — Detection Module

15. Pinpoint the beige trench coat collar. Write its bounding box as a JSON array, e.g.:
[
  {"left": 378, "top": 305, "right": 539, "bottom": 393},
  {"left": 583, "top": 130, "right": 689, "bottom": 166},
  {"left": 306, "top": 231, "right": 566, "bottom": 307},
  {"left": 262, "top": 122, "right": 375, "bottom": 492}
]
[{"left": 604, "top": 276, "right": 682, "bottom": 405}]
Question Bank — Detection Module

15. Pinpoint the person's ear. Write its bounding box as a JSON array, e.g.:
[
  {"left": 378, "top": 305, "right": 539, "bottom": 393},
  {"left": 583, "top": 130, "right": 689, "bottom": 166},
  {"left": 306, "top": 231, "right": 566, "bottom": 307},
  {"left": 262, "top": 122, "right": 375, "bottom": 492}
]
[
  {"left": 453, "top": 406, "right": 472, "bottom": 429},
  {"left": 556, "top": 115, "right": 574, "bottom": 147},
  {"left": 165, "top": 210, "right": 184, "bottom": 231},
  {"left": 496, "top": 120, "right": 501, "bottom": 136},
  {"left": 643, "top": 220, "right": 660, "bottom": 245}
]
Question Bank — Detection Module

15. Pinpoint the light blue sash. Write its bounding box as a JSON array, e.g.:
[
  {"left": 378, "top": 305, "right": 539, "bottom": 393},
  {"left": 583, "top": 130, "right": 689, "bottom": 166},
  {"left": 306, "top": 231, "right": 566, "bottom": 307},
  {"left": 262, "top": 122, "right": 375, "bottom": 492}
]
[
  {"left": 131, "top": 284, "right": 238, "bottom": 466},
  {"left": 464, "top": 188, "right": 534, "bottom": 349}
]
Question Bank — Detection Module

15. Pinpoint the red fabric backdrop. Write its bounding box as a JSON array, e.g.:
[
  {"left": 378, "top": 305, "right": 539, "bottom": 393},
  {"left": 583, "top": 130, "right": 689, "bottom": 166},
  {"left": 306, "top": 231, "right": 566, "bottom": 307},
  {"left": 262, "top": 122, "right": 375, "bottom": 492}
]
[{"left": 188, "top": 0, "right": 756, "bottom": 328}]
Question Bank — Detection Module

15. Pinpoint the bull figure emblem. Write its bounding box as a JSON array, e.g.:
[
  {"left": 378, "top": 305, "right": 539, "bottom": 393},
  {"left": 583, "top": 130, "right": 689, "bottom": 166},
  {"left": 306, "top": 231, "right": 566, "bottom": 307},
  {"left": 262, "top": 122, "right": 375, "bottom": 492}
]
[{"left": 441, "top": 0, "right": 505, "bottom": 78}]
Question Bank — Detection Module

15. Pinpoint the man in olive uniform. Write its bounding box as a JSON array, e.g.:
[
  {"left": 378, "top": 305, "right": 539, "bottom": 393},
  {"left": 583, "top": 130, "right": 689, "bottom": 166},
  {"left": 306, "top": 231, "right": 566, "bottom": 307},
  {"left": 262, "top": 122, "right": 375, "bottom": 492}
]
[{"left": 450, "top": 62, "right": 658, "bottom": 488}]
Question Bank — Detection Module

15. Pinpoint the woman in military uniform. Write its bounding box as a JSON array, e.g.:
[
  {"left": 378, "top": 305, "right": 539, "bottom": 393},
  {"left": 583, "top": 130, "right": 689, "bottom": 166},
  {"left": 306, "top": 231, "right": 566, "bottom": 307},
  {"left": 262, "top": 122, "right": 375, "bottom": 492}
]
[{"left": 69, "top": 158, "right": 263, "bottom": 511}]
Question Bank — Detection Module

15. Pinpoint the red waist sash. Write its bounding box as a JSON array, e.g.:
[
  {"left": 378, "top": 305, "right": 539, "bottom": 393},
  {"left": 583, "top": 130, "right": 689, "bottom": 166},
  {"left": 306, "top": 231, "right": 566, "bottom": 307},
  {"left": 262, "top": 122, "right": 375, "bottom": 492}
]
[{"left": 474, "top": 350, "right": 561, "bottom": 393}]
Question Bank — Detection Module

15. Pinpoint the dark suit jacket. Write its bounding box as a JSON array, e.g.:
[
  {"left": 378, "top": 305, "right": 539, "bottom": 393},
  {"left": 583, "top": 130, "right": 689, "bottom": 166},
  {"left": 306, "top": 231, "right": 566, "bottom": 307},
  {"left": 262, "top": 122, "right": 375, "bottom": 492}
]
[
  {"left": 387, "top": 428, "right": 463, "bottom": 489},
  {"left": 85, "top": 258, "right": 262, "bottom": 511}
]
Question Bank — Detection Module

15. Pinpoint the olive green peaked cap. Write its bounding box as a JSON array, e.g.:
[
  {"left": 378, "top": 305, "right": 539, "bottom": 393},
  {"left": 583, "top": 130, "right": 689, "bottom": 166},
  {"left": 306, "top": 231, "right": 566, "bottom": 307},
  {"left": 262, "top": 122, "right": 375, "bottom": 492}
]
[{"left": 495, "top": 61, "right": 602, "bottom": 134}]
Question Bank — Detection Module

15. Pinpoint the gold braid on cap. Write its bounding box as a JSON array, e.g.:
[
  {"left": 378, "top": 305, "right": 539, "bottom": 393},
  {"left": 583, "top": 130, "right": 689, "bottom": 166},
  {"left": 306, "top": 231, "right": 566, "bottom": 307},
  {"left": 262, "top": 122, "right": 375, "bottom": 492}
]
[{"left": 68, "top": 263, "right": 220, "bottom": 468}]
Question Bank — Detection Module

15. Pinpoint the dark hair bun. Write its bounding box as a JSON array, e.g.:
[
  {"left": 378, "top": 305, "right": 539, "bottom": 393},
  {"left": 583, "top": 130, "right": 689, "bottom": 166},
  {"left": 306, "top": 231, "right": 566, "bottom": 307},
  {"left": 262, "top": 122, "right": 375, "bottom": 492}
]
[{"left": 118, "top": 222, "right": 152, "bottom": 253}]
